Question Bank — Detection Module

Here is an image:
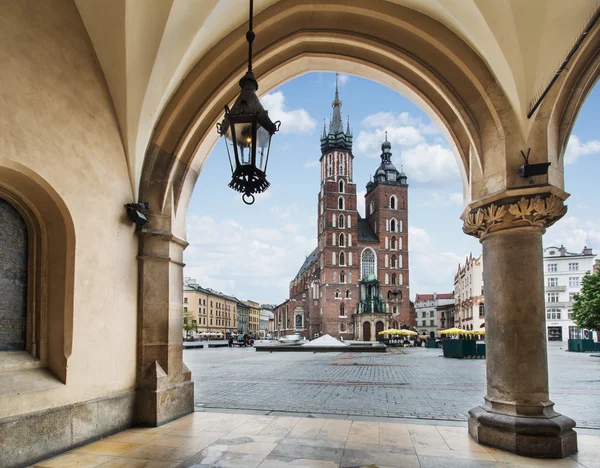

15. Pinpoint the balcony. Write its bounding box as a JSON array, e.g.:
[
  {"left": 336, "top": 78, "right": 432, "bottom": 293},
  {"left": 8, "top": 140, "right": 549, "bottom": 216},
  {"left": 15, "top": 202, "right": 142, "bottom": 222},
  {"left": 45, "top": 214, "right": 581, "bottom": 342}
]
[
  {"left": 546, "top": 286, "right": 566, "bottom": 292},
  {"left": 545, "top": 301, "right": 570, "bottom": 307}
]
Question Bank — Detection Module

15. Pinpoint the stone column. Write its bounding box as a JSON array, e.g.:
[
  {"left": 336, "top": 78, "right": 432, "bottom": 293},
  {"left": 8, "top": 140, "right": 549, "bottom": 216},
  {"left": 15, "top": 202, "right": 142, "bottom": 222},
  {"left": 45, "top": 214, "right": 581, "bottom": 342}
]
[
  {"left": 463, "top": 193, "right": 576, "bottom": 458},
  {"left": 136, "top": 228, "right": 194, "bottom": 426},
  {"left": 370, "top": 320, "right": 376, "bottom": 342}
]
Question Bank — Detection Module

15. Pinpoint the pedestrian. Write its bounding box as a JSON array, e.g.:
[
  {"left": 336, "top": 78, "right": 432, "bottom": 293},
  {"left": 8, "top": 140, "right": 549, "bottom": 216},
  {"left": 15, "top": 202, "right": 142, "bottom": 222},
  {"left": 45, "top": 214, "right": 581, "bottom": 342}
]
[{"left": 228, "top": 335, "right": 233, "bottom": 348}]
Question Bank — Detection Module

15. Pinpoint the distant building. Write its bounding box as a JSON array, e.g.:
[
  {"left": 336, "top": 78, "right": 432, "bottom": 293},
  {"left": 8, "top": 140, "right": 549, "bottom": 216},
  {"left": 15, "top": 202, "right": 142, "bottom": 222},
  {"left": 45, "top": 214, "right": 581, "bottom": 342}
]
[
  {"left": 235, "top": 300, "right": 249, "bottom": 334},
  {"left": 414, "top": 293, "right": 454, "bottom": 337},
  {"left": 246, "top": 300, "right": 261, "bottom": 334},
  {"left": 454, "top": 254, "right": 485, "bottom": 331},
  {"left": 437, "top": 302, "right": 456, "bottom": 330},
  {"left": 183, "top": 278, "right": 237, "bottom": 336},
  {"left": 543, "top": 246, "right": 597, "bottom": 341},
  {"left": 259, "top": 305, "right": 275, "bottom": 338}
]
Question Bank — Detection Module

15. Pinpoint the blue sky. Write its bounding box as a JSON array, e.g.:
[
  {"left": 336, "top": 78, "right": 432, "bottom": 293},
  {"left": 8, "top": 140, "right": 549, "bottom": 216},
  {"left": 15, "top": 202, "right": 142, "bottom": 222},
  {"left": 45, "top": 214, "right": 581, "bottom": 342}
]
[{"left": 183, "top": 72, "right": 600, "bottom": 305}]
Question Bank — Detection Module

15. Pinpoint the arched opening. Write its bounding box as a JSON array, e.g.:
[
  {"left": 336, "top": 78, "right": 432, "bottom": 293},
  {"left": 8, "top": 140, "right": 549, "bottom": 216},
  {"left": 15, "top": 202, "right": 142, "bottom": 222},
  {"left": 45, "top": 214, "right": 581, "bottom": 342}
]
[
  {"left": 390, "top": 195, "right": 397, "bottom": 210},
  {"left": 338, "top": 214, "right": 345, "bottom": 228},
  {"left": 362, "top": 321, "right": 371, "bottom": 342},
  {"left": 361, "top": 248, "right": 376, "bottom": 279},
  {"left": 295, "top": 314, "right": 303, "bottom": 329},
  {"left": 338, "top": 196, "right": 344, "bottom": 210},
  {"left": 339, "top": 179, "right": 344, "bottom": 193},
  {"left": 375, "top": 321, "right": 385, "bottom": 338},
  {"left": 340, "top": 303, "right": 345, "bottom": 317}
]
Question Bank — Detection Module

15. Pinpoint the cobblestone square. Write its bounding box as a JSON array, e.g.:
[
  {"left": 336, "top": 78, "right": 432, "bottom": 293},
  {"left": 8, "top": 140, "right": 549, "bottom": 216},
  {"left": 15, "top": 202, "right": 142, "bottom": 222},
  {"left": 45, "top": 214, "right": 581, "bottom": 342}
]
[{"left": 185, "top": 342, "right": 600, "bottom": 429}]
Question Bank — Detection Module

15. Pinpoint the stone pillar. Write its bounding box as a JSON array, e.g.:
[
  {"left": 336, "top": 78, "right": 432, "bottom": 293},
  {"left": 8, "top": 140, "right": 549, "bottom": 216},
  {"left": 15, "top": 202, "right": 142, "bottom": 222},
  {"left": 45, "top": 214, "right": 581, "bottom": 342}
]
[
  {"left": 370, "top": 320, "right": 376, "bottom": 342},
  {"left": 463, "top": 193, "right": 576, "bottom": 458},
  {"left": 136, "top": 228, "right": 194, "bottom": 426}
]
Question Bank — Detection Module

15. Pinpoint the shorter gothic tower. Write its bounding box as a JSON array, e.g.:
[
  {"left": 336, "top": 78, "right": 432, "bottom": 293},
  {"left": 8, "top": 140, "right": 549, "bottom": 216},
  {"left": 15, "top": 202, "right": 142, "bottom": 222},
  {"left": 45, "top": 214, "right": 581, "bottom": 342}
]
[{"left": 364, "top": 136, "right": 410, "bottom": 327}]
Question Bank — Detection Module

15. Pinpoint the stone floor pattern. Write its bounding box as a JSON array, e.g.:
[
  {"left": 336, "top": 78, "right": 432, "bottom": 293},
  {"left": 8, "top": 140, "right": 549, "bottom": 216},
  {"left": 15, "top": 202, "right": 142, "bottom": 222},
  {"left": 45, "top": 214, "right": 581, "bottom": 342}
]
[{"left": 33, "top": 411, "right": 600, "bottom": 468}]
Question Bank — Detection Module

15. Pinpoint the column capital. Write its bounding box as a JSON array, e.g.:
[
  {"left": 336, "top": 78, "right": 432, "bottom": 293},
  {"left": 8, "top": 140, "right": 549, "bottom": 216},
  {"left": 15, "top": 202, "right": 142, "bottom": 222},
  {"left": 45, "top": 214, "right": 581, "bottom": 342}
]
[{"left": 462, "top": 190, "right": 567, "bottom": 239}]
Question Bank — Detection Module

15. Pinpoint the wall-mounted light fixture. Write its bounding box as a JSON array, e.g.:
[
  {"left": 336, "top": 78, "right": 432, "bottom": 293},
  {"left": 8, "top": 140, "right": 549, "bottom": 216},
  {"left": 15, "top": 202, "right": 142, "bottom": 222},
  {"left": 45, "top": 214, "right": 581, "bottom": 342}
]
[
  {"left": 125, "top": 202, "right": 150, "bottom": 225},
  {"left": 216, "top": 0, "right": 281, "bottom": 205},
  {"left": 519, "top": 148, "right": 550, "bottom": 178}
]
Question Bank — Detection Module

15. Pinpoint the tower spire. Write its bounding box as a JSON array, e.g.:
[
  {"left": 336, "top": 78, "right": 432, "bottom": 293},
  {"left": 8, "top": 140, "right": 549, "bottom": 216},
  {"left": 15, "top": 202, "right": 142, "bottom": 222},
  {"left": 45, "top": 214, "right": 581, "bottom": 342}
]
[{"left": 330, "top": 73, "right": 343, "bottom": 134}]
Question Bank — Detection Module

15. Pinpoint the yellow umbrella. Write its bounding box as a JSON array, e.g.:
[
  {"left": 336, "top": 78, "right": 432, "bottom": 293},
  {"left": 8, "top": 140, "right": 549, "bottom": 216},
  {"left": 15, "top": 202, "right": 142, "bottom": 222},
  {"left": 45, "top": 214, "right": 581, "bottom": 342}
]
[
  {"left": 439, "top": 327, "right": 468, "bottom": 335},
  {"left": 471, "top": 329, "right": 486, "bottom": 335},
  {"left": 403, "top": 330, "right": 418, "bottom": 336},
  {"left": 378, "top": 329, "right": 400, "bottom": 335}
]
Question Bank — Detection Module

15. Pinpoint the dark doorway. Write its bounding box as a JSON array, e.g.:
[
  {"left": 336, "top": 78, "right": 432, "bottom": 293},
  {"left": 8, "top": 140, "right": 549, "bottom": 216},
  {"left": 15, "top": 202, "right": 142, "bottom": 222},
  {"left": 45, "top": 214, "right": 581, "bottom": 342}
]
[{"left": 363, "top": 321, "right": 371, "bottom": 341}]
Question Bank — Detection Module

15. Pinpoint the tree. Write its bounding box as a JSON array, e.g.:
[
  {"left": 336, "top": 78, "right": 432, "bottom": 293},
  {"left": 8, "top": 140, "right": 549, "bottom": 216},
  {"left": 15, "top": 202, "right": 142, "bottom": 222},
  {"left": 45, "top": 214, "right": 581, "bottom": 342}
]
[{"left": 571, "top": 270, "right": 600, "bottom": 339}]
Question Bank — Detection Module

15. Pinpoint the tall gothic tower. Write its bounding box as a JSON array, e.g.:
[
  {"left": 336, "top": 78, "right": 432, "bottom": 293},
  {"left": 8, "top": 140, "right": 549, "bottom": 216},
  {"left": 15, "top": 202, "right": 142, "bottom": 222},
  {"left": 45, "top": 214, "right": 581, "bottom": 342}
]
[{"left": 315, "top": 75, "right": 360, "bottom": 337}]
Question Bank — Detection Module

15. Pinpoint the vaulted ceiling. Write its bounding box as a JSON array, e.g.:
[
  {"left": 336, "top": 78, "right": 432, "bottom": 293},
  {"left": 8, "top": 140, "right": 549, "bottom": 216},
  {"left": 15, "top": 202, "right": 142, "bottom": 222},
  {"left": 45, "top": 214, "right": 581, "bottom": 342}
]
[{"left": 74, "top": 0, "right": 598, "bottom": 193}]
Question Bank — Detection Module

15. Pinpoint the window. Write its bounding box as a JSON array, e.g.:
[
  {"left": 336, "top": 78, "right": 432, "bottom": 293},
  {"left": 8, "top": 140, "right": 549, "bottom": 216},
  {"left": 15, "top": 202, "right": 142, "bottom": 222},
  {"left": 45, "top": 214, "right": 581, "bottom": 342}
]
[
  {"left": 340, "top": 304, "right": 346, "bottom": 316},
  {"left": 390, "top": 219, "right": 396, "bottom": 232},
  {"left": 338, "top": 197, "right": 344, "bottom": 210},
  {"left": 340, "top": 322, "right": 346, "bottom": 332},
  {"left": 339, "top": 155, "right": 344, "bottom": 175},
  {"left": 335, "top": 289, "right": 340, "bottom": 298},
  {"left": 369, "top": 201, "right": 375, "bottom": 215},
  {"left": 430, "top": 311, "right": 434, "bottom": 317},
  {"left": 361, "top": 248, "right": 376, "bottom": 279},
  {"left": 339, "top": 251, "right": 346, "bottom": 266},
  {"left": 430, "top": 320, "right": 435, "bottom": 326},
  {"left": 339, "top": 233, "right": 345, "bottom": 246},
  {"left": 391, "top": 255, "right": 397, "bottom": 268},
  {"left": 547, "top": 278, "right": 558, "bottom": 287},
  {"left": 388, "top": 291, "right": 393, "bottom": 300},
  {"left": 569, "top": 263, "right": 579, "bottom": 271},
  {"left": 546, "top": 309, "right": 562, "bottom": 320},
  {"left": 547, "top": 292, "right": 559, "bottom": 303},
  {"left": 568, "top": 309, "right": 573, "bottom": 320},
  {"left": 345, "top": 289, "right": 350, "bottom": 299},
  {"left": 393, "top": 306, "right": 397, "bottom": 314},
  {"left": 339, "top": 180, "right": 344, "bottom": 192},
  {"left": 390, "top": 195, "right": 397, "bottom": 209},
  {"left": 184, "top": 307, "right": 188, "bottom": 313},
  {"left": 421, "top": 320, "right": 426, "bottom": 327},
  {"left": 421, "top": 311, "right": 426, "bottom": 318},
  {"left": 338, "top": 214, "right": 345, "bottom": 228},
  {"left": 548, "top": 263, "right": 557, "bottom": 272},
  {"left": 569, "top": 277, "right": 579, "bottom": 288},
  {"left": 340, "top": 271, "right": 345, "bottom": 283},
  {"left": 391, "top": 273, "right": 397, "bottom": 285},
  {"left": 569, "top": 293, "right": 576, "bottom": 302},
  {"left": 183, "top": 297, "right": 188, "bottom": 303},
  {"left": 391, "top": 236, "right": 397, "bottom": 250},
  {"left": 479, "top": 303, "right": 485, "bottom": 317},
  {"left": 327, "top": 154, "right": 332, "bottom": 176},
  {"left": 295, "top": 315, "right": 303, "bottom": 329}
]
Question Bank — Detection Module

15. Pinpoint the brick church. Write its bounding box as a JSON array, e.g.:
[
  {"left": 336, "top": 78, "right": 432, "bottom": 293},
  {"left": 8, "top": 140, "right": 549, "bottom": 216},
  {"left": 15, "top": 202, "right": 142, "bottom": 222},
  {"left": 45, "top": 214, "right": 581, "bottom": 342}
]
[{"left": 274, "top": 76, "right": 411, "bottom": 341}]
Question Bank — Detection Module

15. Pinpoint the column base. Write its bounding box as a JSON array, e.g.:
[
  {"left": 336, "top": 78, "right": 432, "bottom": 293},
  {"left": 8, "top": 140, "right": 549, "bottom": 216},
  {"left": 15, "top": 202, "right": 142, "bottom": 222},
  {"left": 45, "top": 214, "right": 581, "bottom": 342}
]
[
  {"left": 136, "top": 380, "right": 194, "bottom": 427},
  {"left": 468, "top": 404, "right": 577, "bottom": 458}
]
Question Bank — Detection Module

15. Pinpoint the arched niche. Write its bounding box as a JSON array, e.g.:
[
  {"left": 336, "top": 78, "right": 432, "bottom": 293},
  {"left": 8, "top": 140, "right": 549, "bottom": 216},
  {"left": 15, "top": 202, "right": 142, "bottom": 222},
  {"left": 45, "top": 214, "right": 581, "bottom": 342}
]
[{"left": 0, "top": 163, "right": 75, "bottom": 383}]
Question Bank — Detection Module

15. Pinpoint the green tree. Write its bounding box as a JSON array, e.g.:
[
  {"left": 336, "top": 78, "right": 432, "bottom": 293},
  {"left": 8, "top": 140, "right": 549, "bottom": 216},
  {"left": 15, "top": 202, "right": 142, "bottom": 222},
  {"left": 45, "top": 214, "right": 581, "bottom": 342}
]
[{"left": 572, "top": 270, "right": 600, "bottom": 339}]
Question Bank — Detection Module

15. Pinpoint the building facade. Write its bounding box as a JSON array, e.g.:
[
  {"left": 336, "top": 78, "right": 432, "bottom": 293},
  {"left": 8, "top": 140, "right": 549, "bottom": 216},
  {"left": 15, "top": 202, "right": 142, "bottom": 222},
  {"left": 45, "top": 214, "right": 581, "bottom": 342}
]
[
  {"left": 259, "top": 305, "right": 275, "bottom": 338},
  {"left": 183, "top": 278, "right": 237, "bottom": 336},
  {"left": 235, "top": 300, "right": 249, "bottom": 334},
  {"left": 453, "top": 254, "right": 485, "bottom": 331},
  {"left": 543, "top": 246, "right": 597, "bottom": 341},
  {"left": 437, "top": 302, "right": 456, "bottom": 330},
  {"left": 414, "top": 293, "right": 454, "bottom": 337},
  {"left": 247, "top": 300, "right": 261, "bottom": 334},
  {"left": 278, "top": 77, "right": 411, "bottom": 341}
]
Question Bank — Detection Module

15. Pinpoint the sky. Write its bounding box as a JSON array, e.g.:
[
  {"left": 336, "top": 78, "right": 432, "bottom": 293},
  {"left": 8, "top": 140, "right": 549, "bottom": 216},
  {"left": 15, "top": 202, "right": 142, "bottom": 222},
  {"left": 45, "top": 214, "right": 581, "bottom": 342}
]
[{"left": 183, "top": 72, "right": 600, "bottom": 305}]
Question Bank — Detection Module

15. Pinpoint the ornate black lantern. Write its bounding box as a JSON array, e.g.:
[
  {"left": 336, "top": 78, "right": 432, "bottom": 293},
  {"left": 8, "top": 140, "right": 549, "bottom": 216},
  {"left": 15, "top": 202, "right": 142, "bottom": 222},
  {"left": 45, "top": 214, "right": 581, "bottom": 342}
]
[{"left": 216, "top": 0, "right": 280, "bottom": 205}]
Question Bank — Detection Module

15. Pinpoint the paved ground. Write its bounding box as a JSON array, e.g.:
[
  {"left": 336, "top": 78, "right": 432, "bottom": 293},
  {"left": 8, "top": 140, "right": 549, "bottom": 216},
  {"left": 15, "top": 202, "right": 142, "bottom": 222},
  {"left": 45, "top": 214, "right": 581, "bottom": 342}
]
[{"left": 184, "top": 342, "right": 600, "bottom": 429}]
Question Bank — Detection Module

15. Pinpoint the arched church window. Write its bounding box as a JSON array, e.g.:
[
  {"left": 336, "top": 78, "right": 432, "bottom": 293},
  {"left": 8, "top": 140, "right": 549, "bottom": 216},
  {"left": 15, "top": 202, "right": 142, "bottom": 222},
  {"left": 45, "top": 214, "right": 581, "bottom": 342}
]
[
  {"left": 390, "top": 195, "right": 397, "bottom": 209},
  {"left": 340, "top": 271, "right": 345, "bottom": 283},
  {"left": 338, "top": 197, "right": 344, "bottom": 210},
  {"left": 340, "top": 303, "right": 346, "bottom": 316},
  {"left": 340, "top": 322, "right": 346, "bottom": 332},
  {"left": 328, "top": 154, "right": 333, "bottom": 176},
  {"left": 0, "top": 198, "right": 28, "bottom": 352},
  {"left": 339, "top": 233, "right": 345, "bottom": 246},
  {"left": 387, "top": 291, "right": 392, "bottom": 300},
  {"left": 339, "top": 179, "right": 344, "bottom": 193},
  {"left": 361, "top": 248, "right": 376, "bottom": 279},
  {"left": 391, "top": 255, "right": 397, "bottom": 268},
  {"left": 335, "top": 289, "right": 340, "bottom": 298},
  {"left": 391, "top": 273, "right": 397, "bottom": 285},
  {"left": 390, "top": 219, "right": 397, "bottom": 232},
  {"left": 398, "top": 291, "right": 403, "bottom": 300},
  {"left": 391, "top": 236, "right": 397, "bottom": 250},
  {"left": 295, "top": 315, "right": 303, "bottom": 329},
  {"left": 345, "top": 289, "right": 350, "bottom": 299},
  {"left": 339, "top": 251, "right": 346, "bottom": 266},
  {"left": 339, "top": 214, "right": 345, "bottom": 228},
  {"left": 339, "top": 155, "right": 344, "bottom": 175}
]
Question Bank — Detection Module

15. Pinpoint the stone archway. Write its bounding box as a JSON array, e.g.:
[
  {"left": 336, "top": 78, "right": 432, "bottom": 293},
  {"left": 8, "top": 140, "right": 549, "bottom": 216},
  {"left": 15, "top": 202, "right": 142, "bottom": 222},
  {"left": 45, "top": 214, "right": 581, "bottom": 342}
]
[
  {"left": 135, "top": 0, "right": 600, "bottom": 457},
  {"left": 362, "top": 322, "right": 371, "bottom": 342}
]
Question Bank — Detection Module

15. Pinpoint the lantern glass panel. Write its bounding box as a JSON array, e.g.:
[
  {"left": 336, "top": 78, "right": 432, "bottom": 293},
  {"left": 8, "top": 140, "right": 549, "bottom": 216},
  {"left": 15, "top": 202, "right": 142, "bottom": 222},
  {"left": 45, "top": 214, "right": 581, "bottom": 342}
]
[
  {"left": 231, "top": 120, "right": 255, "bottom": 166},
  {"left": 257, "top": 124, "right": 272, "bottom": 172}
]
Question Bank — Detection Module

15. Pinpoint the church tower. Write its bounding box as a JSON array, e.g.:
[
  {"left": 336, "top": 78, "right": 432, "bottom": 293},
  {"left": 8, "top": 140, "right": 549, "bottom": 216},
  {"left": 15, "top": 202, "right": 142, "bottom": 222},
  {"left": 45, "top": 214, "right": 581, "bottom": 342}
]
[
  {"left": 364, "top": 135, "right": 410, "bottom": 327},
  {"left": 315, "top": 74, "right": 360, "bottom": 338}
]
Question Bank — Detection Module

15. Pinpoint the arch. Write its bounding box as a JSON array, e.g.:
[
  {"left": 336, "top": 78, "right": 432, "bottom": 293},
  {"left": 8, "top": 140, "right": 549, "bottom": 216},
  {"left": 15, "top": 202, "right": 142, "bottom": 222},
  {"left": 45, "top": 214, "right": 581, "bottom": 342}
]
[
  {"left": 390, "top": 195, "right": 397, "bottom": 209},
  {"left": 339, "top": 179, "right": 345, "bottom": 193},
  {"left": 391, "top": 273, "right": 397, "bottom": 285},
  {"left": 391, "top": 255, "right": 397, "bottom": 268},
  {"left": 390, "top": 219, "right": 397, "bottom": 232},
  {"left": 340, "top": 303, "right": 345, "bottom": 316},
  {"left": 392, "top": 321, "right": 398, "bottom": 328},
  {"left": 339, "top": 251, "right": 346, "bottom": 266},
  {"left": 338, "top": 214, "right": 345, "bottom": 228},
  {"left": 361, "top": 247, "right": 376, "bottom": 279},
  {"left": 327, "top": 154, "right": 333, "bottom": 177},
  {"left": 338, "top": 196, "right": 344, "bottom": 210},
  {"left": 391, "top": 236, "right": 397, "bottom": 250},
  {"left": 362, "top": 321, "right": 371, "bottom": 342},
  {"left": 375, "top": 321, "right": 385, "bottom": 337},
  {"left": 340, "top": 321, "right": 346, "bottom": 332},
  {"left": 0, "top": 163, "right": 76, "bottom": 382},
  {"left": 295, "top": 314, "right": 303, "bottom": 329},
  {"left": 339, "top": 232, "right": 345, "bottom": 246},
  {"left": 340, "top": 271, "right": 345, "bottom": 283},
  {"left": 387, "top": 291, "right": 392, "bottom": 300},
  {"left": 345, "top": 289, "right": 350, "bottom": 299},
  {"left": 339, "top": 155, "right": 345, "bottom": 175},
  {"left": 335, "top": 289, "right": 340, "bottom": 298}
]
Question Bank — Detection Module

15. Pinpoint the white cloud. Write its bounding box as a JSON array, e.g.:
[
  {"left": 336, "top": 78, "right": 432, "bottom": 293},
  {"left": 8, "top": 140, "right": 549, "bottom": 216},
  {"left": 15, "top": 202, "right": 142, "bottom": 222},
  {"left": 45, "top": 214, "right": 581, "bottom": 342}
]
[
  {"left": 338, "top": 74, "right": 350, "bottom": 86},
  {"left": 544, "top": 216, "right": 600, "bottom": 252},
  {"left": 399, "top": 144, "right": 459, "bottom": 183},
  {"left": 260, "top": 91, "right": 316, "bottom": 134},
  {"left": 361, "top": 112, "right": 438, "bottom": 135},
  {"left": 422, "top": 192, "right": 464, "bottom": 208},
  {"left": 270, "top": 204, "right": 299, "bottom": 221},
  {"left": 355, "top": 127, "right": 424, "bottom": 157},
  {"left": 564, "top": 135, "right": 600, "bottom": 165}
]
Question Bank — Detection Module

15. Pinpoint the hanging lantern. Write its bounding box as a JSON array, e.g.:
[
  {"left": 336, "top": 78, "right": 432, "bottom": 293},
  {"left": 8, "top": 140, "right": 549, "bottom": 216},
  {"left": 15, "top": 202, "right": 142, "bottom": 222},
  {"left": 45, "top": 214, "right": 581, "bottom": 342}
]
[{"left": 216, "top": 0, "right": 280, "bottom": 205}]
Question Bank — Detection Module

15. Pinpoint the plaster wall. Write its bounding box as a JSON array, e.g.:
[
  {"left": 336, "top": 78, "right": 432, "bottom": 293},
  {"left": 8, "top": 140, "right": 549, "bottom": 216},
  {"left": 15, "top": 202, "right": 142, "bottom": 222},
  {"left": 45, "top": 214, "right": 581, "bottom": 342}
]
[{"left": 0, "top": 0, "right": 138, "bottom": 419}]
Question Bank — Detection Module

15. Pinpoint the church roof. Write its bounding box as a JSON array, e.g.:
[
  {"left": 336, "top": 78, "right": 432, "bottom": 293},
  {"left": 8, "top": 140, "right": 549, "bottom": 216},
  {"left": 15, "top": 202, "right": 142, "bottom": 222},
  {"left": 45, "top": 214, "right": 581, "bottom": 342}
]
[
  {"left": 366, "top": 136, "right": 408, "bottom": 193},
  {"left": 357, "top": 219, "right": 379, "bottom": 243},
  {"left": 293, "top": 247, "right": 319, "bottom": 281},
  {"left": 320, "top": 74, "right": 353, "bottom": 155}
]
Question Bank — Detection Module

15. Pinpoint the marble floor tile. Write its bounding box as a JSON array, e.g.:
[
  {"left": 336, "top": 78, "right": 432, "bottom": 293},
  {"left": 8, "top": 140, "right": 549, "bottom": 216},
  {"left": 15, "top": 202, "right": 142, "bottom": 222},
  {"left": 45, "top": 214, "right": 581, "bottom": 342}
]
[
  {"left": 316, "top": 419, "right": 352, "bottom": 441},
  {"left": 259, "top": 417, "right": 302, "bottom": 437},
  {"left": 258, "top": 455, "right": 340, "bottom": 468},
  {"left": 107, "top": 429, "right": 165, "bottom": 445},
  {"left": 209, "top": 435, "right": 280, "bottom": 455},
  {"left": 229, "top": 416, "right": 275, "bottom": 435},
  {"left": 340, "top": 445, "right": 421, "bottom": 468},
  {"left": 202, "top": 414, "right": 253, "bottom": 433},
  {"left": 486, "top": 447, "right": 585, "bottom": 467},
  {"left": 34, "top": 453, "right": 114, "bottom": 468},
  {"left": 96, "top": 459, "right": 180, "bottom": 468},
  {"left": 122, "top": 444, "right": 201, "bottom": 462},
  {"left": 347, "top": 421, "right": 379, "bottom": 445},
  {"left": 414, "top": 447, "right": 497, "bottom": 461},
  {"left": 178, "top": 449, "right": 268, "bottom": 468},
  {"left": 435, "top": 426, "right": 491, "bottom": 453},
  {"left": 407, "top": 424, "right": 449, "bottom": 450},
  {"left": 418, "top": 455, "right": 501, "bottom": 468},
  {"left": 378, "top": 422, "right": 413, "bottom": 448},
  {"left": 287, "top": 418, "right": 327, "bottom": 439},
  {"left": 270, "top": 437, "right": 345, "bottom": 463},
  {"left": 149, "top": 433, "right": 222, "bottom": 449},
  {"left": 74, "top": 440, "right": 141, "bottom": 456}
]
